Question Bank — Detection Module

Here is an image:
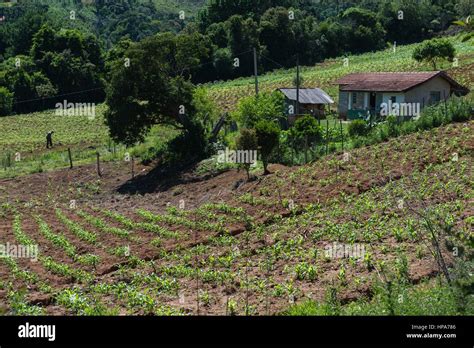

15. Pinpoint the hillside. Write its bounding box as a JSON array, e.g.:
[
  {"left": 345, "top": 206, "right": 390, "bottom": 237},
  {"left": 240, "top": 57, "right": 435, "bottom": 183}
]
[
  {"left": 153, "top": 0, "right": 206, "bottom": 14},
  {"left": 0, "top": 120, "right": 472, "bottom": 315},
  {"left": 205, "top": 35, "right": 474, "bottom": 111},
  {"left": 0, "top": 2, "right": 473, "bottom": 318},
  {"left": 1, "top": 35, "right": 473, "bottom": 178}
]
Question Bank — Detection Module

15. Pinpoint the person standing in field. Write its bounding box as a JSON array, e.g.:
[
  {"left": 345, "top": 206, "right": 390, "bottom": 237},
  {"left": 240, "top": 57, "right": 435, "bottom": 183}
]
[{"left": 46, "top": 131, "right": 54, "bottom": 149}]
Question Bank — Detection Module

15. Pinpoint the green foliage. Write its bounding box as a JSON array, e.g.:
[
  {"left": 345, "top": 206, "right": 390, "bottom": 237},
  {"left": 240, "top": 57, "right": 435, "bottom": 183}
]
[
  {"left": 412, "top": 38, "right": 456, "bottom": 70},
  {"left": 378, "top": 0, "right": 438, "bottom": 44},
  {"left": 227, "top": 15, "right": 261, "bottom": 77},
  {"left": 235, "top": 128, "right": 258, "bottom": 179},
  {"left": 353, "top": 96, "right": 473, "bottom": 148},
  {"left": 348, "top": 119, "right": 370, "bottom": 137},
  {"left": 341, "top": 7, "right": 386, "bottom": 53},
  {"left": 290, "top": 115, "right": 322, "bottom": 142},
  {"left": 232, "top": 92, "right": 285, "bottom": 128},
  {"left": 284, "top": 279, "right": 473, "bottom": 315},
  {"left": 105, "top": 32, "right": 211, "bottom": 146},
  {"left": 192, "top": 87, "right": 220, "bottom": 132},
  {"left": 255, "top": 120, "right": 280, "bottom": 174},
  {"left": 287, "top": 115, "right": 323, "bottom": 163},
  {"left": 0, "top": 87, "right": 13, "bottom": 116}
]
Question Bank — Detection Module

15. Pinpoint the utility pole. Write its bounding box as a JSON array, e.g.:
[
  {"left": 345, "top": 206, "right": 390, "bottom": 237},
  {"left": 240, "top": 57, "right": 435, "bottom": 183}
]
[
  {"left": 253, "top": 47, "right": 259, "bottom": 96},
  {"left": 296, "top": 54, "right": 300, "bottom": 116}
]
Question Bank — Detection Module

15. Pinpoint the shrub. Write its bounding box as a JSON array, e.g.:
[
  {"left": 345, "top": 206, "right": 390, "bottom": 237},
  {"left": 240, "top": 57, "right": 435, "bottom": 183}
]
[
  {"left": 289, "top": 115, "right": 323, "bottom": 163},
  {"left": 449, "top": 97, "right": 472, "bottom": 122},
  {"left": 255, "top": 120, "right": 280, "bottom": 174},
  {"left": 385, "top": 115, "right": 400, "bottom": 137},
  {"left": 348, "top": 119, "right": 369, "bottom": 137},
  {"left": 0, "top": 87, "right": 14, "bottom": 116},
  {"left": 399, "top": 120, "right": 416, "bottom": 135},
  {"left": 231, "top": 92, "right": 285, "bottom": 128},
  {"left": 235, "top": 128, "right": 258, "bottom": 180}
]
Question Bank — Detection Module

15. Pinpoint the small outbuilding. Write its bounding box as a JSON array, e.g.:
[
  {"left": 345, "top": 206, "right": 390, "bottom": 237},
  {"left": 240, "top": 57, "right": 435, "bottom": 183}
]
[
  {"left": 277, "top": 88, "right": 334, "bottom": 124},
  {"left": 334, "top": 71, "right": 469, "bottom": 120}
]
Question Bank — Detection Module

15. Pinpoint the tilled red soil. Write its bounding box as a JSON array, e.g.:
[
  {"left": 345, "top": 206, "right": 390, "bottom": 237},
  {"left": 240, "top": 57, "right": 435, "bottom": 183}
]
[{"left": 0, "top": 121, "right": 472, "bottom": 315}]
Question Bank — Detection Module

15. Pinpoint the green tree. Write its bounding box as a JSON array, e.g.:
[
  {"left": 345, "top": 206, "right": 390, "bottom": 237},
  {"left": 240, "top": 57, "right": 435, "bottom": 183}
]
[
  {"left": 255, "top": 120, "right": 280, "bottom": 174},
  {"left": 213, "top": 47, "right": 234, "bottom": 80},
  {"left": 342, "top": 7, "right": 386, "bottom": 53},
  {"left": 378, "top": 0, "right": 436, "bottom": 44},
  {"left": 412, "top": 38, "right": 455, "bottom": 70},
  {"left": 206, "top": 22, "right": 229, "bottom": 48},
  {"left": 105, "top": 32, "right": 212, "bottom": 163},
  {"left": 232, "top": 92, "right": 285, "bottom": 128},
  {"left": 227, "top": 15, "right": 261, "bottom": 77},
  {"left": 0, "top": 87, "right": 14, "bottom": 116},
  {"left": 31, "top": 24, "right": 105, "bottom": 103},
  {"left": 259, "top": 7, "right": 295, "bottom": 68},
  {"left": 289, "top": 115, "right": 322, "bottom": 163},
  {"left": 235, "top": 128, "right": 258, "bottom": 180},
  {"left": 192, "top": 87, "right": 220, "bottom": 133}
]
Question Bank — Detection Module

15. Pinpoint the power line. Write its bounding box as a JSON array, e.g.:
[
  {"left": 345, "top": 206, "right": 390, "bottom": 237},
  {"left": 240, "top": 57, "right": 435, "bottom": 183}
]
[
  {"left": 12, "top": 49, "right": 255, "bottom": 106},
  {"left": 13, "top": 87, "right": 105, "bottom": 105},
  {"left": 260, "top": 53, "right": 286, "bottom": 69},
  {"left": 173, "top": 48, "right": 253, "bottom": 75}
]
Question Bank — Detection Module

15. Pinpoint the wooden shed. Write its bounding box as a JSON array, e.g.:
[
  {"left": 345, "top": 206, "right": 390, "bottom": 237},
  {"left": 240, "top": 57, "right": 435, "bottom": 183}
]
[{"left": 277, "top": 88, "right": 334, "bottom": 124}]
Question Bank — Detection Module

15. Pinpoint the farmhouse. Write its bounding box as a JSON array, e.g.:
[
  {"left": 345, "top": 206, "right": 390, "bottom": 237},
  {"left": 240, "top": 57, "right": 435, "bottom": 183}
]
[
  {"left": 277, "top": 88, "right": 334, "bottom": 124},
  {"left": 334, "top": 71, "right": 469, "bottom": 119}
]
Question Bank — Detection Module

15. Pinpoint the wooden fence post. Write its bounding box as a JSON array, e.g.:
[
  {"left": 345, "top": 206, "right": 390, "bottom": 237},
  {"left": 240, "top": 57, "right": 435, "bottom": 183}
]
[
  {"left": 325, "top": 118, "right": 329, "bottom": 155},
  {"left": 443, "top": 90, "right": 448, "bottom": 119},
  {"left": 96, "top": 152, "right": 102, "bottom": 177},
  {"left": 68, "top": 148, "right": 73, "bottom": 169},
  {"left": 131, "top": 156, "right": 135, "bottom": 179},
  {"left": 340, "top": 119, "right": 344, "bottom": 152}
]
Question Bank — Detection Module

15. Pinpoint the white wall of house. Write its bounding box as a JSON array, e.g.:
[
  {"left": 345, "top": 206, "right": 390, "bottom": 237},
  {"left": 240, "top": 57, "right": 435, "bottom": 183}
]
[
  {"left": 381, "top": 92, "right": 405, "bottom": 106},
  {"left": 405, "top": 76, "right": 451, "bottom": 106}
]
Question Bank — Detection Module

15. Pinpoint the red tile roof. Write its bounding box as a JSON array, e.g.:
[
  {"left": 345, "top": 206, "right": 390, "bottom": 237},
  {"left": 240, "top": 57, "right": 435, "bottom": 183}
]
[{"left": 334, "top": 71, "right": 468, "bottom": 93}]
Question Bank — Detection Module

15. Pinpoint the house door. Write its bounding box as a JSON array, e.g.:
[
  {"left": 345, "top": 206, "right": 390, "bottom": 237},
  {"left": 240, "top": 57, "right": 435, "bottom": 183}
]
[{"left": 369, "top": 92, "right": 376, "bottom": 110}]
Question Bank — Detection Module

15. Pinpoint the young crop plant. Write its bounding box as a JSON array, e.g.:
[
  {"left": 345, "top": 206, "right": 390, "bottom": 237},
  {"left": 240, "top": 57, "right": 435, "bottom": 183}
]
[
  {"left": 137, "top": 209, "right": 196, "bottom": 229},
  {"left": 101, "top": 208, "right": 180, "bottom": 239},
  {"left": 56, "top": 288, "right": 114, "bottom": 316},
  {"left": 12, "top": 215, "right": 36, "bottom": 247},
  {"left": 1, "top": 257, "right": 38, "bottom": 284},
  {"left": 42, "top": 257, "right": 94, "bottom": 284},
  {"left": 226, "top": 298, "right": 238, "bottom": 316},
  {"left": 77, "top": 210, "right": 131, "bottom": 239},
  {"left": 7, "top": 288, "right": 44, "bottom": 316},
  {"left": 294, "top": 262, "right": 318, "bottom": 281},
  {"left": 56, "top": 209, "right": 97, "bottom": 244},
  {"left": 338, "top": 263, "right": 347, "bottom": 286},
  {"left": 36, "top": 215, "right": 77, "bottom": 259},
  {"left": 35, "top": 215, "right": 101, "bottom": 267}
]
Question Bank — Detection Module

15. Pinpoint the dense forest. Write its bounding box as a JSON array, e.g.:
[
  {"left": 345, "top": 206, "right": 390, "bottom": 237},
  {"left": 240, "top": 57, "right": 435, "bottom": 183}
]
[{"left": 0, "top": 0, "right": 473, "bottom": 116}]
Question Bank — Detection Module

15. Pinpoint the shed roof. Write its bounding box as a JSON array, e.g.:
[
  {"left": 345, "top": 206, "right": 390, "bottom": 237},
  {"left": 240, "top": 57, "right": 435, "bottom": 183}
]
[
  {"left": 278, "top": 88, "right": 334, "bottom": 104},
  {"left": 334, "top": 71, "right": 469, "bottom": 93}
]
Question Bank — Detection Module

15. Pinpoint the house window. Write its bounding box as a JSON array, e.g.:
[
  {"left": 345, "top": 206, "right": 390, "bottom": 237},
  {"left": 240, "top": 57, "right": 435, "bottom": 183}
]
[
  {"left": 390, "top": 96, "right": 397, "bottom": 103},
  {"left": 430, "top": 91, "right": 441, "bottom": 103},
  {"left": 352, "top": 93, "right": 357, "bottom": 105}
]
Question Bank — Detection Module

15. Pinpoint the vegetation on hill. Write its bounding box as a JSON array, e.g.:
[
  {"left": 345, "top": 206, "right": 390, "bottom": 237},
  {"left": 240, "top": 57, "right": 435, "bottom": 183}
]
[
  {"left": 205, "top": 35, "right": 474, "bottom": 111},
  {"left": 0, "top": 0, "right": 473, "bottom": 319},
  {"left": 1, "top": 0, "right": 473, "bottom": 117},
  {"left": 0, "top": 119, "right": 472, "bottom": 315}
]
